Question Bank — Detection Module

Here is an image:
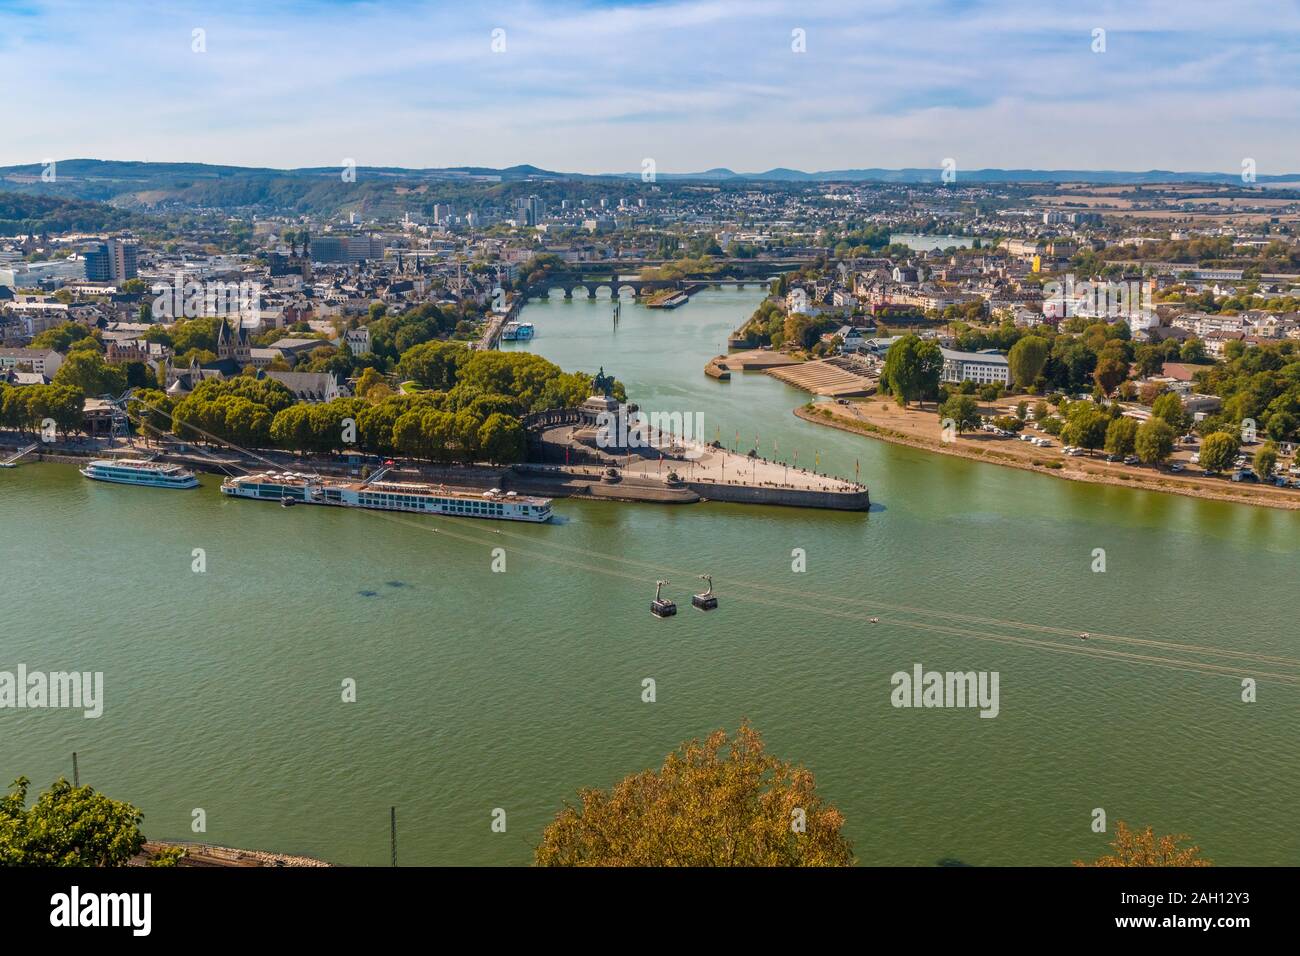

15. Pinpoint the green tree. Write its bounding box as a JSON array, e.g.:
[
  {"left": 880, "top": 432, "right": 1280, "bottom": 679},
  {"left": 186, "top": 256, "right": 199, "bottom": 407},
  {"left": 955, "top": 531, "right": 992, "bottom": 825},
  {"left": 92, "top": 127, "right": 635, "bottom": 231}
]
[
  {"left": 1179, "top": 338, "right": 1208, "bottom": 363},
  {"left": 478, "top": 412, "right": 526, "bottom": 464},
  {"left": 126, "top": 389, "right": 173, "bottom": 443},
  {"left": 1063, "top": 406, "right": 1108, "bottom": 453},
  {"left": 452, "top": 409, "right": 482, "bottom": 462},
  {"left": 1254, "top": 441, "right": 1279, "bottom": 479},
  {"left": 219, "top": 395, "right": 272, "bottom": 448},
  {"left": 1093, "top": 348, "right": 1129, "bottom": 396},
  {"left": 45, "top": 384, "right": 85, "bottom": 439},
  {"left": 1199, "top": 431, "right": 1239, "bottom": 473},
  {"left": 1133, "top": 344, "right": 1166, "bottom": 378},
  {"left": 882, "top": 334, "right": 943, "bottom": 407},
  {"left": 0, "top": 776, "right": 178, "bottom": 867},
  {"left": 29, "top": 322, "right": 90, "bottom": 353},
  {"left": 396, "top": 341, "right": 469, "bottom": 391},
  {"left": 1104, "top": 416, "right": 1139, "bottom": 456},
  {"left": 1266, "top": 410, "right": 1298, "bottom": 443},
  {"left": 938, "top": 393, "right": 980, "bottom": 434},
  {"left": 270, "top": 404, "right": 316, "bottom": 453},
  {"left": 1135, "top": 418, "right": 1175, "bottom": 465},
  {"left": 52, "top": 350, "right": 126, "bottom": 398},
  {"left": 1151, "top": 391, "right": 1187, "bottom": 432},
  {"left": 355, "top": 367, "right": 389, "bottom": 401},
  {"left": 1, "top": 386, "right": 30, "bottom": 434},
  {"left": 534, "top": 722, "right": 854, "bottom": 867},
  {"left": 1007, "top": 335, "right": 1049, "bottom": 390}
]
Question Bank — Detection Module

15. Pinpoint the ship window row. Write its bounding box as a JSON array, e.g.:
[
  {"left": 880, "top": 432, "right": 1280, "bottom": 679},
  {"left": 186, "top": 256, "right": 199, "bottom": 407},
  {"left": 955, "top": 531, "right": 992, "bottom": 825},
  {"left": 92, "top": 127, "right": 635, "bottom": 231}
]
[{"left": 443, "top": 499, "right": 506, "bottom": 515}]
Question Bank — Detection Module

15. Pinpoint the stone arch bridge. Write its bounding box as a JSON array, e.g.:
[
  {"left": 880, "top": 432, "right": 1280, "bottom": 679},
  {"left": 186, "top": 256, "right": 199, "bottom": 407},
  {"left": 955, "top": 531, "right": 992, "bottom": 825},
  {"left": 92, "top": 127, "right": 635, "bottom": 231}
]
[{"left": 522, "top": 276, "right": 764, "bottom": 301}]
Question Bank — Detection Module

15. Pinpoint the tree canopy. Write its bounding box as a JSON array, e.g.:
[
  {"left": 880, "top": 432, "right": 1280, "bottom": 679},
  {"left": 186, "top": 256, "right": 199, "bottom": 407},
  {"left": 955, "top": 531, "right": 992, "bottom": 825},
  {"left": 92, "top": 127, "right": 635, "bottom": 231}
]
[
  {"left": 882, "top": 334, "right": 943, "bottom": 407},
  {"left": 1007, "top": 335, "right": 1050, "bottom": 390},
  {"left": 535, "top": 721, "right": 854, "bottom": 867},
  {"left": 1075, "top": 821, "right": 1211, "bottom": 867},
  {"left": 0, "top": 776, "right": 180, "bottom": 867}
]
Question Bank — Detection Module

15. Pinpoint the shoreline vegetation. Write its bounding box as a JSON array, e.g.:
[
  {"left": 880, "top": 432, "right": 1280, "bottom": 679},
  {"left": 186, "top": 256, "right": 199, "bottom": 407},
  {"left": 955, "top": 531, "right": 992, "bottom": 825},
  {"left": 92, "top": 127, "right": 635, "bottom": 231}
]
[{"left": 795, "top": 401, "right": 1300, "bottom": 511}]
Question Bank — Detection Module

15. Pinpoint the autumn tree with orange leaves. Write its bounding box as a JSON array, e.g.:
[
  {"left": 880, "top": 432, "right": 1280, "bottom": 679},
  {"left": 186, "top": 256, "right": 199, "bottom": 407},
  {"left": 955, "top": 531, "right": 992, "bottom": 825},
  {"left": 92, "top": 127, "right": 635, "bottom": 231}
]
[
  {"left": 535, "top": 721, "right": 854, "bottom": 867},
  {"left": 1075, "top": 821, "right": 1212, "bottom": 867}
]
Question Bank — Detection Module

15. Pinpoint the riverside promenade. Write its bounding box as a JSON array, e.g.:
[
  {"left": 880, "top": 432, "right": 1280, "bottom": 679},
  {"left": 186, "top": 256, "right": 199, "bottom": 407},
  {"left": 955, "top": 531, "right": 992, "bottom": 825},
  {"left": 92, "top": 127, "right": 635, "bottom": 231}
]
[{"left": 530, "top": 420, "right": 870, "bottom": 510}]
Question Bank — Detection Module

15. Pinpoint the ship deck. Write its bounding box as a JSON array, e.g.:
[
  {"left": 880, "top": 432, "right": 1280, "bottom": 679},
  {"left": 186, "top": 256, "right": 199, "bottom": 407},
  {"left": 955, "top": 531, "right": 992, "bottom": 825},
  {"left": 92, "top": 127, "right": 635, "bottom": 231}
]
[{"left": 224, "top": 472, "right": 553, "bottom": 507}]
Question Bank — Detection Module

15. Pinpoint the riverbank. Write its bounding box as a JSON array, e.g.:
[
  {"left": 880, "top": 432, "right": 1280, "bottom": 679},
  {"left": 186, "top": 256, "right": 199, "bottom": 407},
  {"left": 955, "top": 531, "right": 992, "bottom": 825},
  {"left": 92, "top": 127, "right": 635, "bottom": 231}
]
[
  {"left": 134, "top": 842, "right": 331, "bottom": 867},
  {"left": 3, "top": 437, "right": 869, "bottom": 511},
  {"left": 795, "top": 401, "right": 1300, "bottom": 511}
]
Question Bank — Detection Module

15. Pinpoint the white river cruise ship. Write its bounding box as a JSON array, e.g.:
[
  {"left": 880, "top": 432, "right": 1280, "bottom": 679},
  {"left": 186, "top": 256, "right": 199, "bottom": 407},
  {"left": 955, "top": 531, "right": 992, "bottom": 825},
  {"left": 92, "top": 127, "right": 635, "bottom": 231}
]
[
  {"left": 221, "top": 471, "right": 554, "bottom": 522},
  {"left": 80, "top": 459, "right": 200, "bottom": 489}
]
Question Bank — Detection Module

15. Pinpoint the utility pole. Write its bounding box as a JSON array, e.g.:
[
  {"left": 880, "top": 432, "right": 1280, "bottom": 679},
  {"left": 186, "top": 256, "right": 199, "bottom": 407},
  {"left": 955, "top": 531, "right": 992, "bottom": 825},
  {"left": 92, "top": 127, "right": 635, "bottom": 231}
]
[{"left": 390, "top": 806, "right": 397, "bottom": 867}]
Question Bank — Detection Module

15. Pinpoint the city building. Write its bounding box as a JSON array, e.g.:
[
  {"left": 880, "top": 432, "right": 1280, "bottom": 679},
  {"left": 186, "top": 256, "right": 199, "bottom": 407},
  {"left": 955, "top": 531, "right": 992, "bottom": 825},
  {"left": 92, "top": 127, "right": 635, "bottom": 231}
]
[
  {"left": 940, "top": 347, "right": 1010, "bottom": 386},
  {"left": 310, "top": 235, "right": 386, "bottom": 264},
  {"left": 83, "top": 239, "right": 138, "bottom": 282},
  {"left": 0, "top": 347, "right": 65, "bottom": 377}
]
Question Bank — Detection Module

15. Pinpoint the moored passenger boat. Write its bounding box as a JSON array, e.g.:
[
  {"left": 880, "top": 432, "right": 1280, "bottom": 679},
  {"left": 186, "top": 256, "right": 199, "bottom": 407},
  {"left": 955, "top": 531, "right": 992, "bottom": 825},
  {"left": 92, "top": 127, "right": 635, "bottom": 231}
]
[
  {"left": 221, "top": 472, "right": 553, "bottom": 522},
  {"left": 501, "top": 321, "right": 535, "bottom": 341},
  {"left": 80, "top": 459, "right": 200, "bottom": 489}
]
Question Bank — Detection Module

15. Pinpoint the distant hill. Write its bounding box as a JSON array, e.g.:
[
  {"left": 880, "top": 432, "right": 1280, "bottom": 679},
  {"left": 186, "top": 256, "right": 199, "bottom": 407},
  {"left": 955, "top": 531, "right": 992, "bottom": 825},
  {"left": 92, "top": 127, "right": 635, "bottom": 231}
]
[
  {"left": 0, "top": 159, "right": 580, "bottom": 217},
  {"left": 3, "top": 159, "right": 1297, "bottom": 221},
  {"left": 0, "top": 191, "right": 142, "bottom": 236},
  {"left": 607, "top": 166, "right": 1300, "bottom": 185}
]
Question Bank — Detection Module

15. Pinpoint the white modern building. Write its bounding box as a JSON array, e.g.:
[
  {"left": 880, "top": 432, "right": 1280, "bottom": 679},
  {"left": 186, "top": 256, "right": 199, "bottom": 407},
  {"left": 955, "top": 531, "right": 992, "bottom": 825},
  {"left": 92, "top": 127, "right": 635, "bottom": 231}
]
[
  {"left": 0, "top": 347, "right": 65, "bottom": 377},
  {"left": 940, "top": 348, "right": 1010, "bottom": 386}
]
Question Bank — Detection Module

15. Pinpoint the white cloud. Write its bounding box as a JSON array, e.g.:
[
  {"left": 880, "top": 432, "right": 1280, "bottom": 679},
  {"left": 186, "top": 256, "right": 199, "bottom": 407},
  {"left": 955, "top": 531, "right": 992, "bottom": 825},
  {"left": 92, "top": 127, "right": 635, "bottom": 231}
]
[{"left": 1, "top": 0, "right": 1296, "bottom": 172}]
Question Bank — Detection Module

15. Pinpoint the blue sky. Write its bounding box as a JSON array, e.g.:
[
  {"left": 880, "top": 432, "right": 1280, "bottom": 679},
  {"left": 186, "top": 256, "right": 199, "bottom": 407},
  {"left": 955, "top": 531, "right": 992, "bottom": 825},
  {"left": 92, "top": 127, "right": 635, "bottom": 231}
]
[{"left": 2, "top": 0, "right": 1298, "bottom": 173}]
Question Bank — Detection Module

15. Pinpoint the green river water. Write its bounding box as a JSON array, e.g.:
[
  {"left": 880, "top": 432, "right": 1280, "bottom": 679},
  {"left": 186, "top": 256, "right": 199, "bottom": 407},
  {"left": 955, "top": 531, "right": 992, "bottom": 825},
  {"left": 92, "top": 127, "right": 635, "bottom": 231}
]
[{"left": 1, "top": 288, "right": 1296, "bottom": 866}]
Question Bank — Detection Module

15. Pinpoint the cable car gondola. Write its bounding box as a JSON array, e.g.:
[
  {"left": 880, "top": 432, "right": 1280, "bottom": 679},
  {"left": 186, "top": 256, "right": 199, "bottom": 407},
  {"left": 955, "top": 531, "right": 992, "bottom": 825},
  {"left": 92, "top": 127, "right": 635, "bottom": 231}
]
[
  {"left": 691, "top": 574, "right": 718, "bottom": 611},
  {"left": 651, "top": 580, "right": 677, "bottom": 618}
]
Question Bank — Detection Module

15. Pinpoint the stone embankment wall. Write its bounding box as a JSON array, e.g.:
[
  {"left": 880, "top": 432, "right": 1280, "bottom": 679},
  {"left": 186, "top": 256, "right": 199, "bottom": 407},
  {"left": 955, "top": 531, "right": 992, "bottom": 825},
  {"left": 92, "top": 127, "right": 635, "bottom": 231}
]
[{"left": 686, "top": 480, "right": 870, "bottom": 510}]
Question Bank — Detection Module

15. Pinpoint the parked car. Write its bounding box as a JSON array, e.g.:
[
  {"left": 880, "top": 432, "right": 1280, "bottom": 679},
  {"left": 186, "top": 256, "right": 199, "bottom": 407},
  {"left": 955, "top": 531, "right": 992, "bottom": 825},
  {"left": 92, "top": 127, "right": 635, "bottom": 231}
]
[
  {"left": 1104, "top": 453, "right": 1123, "bottom": 462},
  {"left": 1191, "top": 453, "right": 1200, "bottom": 463},
  {"left": 1232, "top": 469, "right": 1259, "bottom": 483},
  {"left": 1169, "top": 462, "right": 1185, "bottom": 472},
  {"left": 1123, "top": 455, "right": 1140, "bottom": 466}
]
